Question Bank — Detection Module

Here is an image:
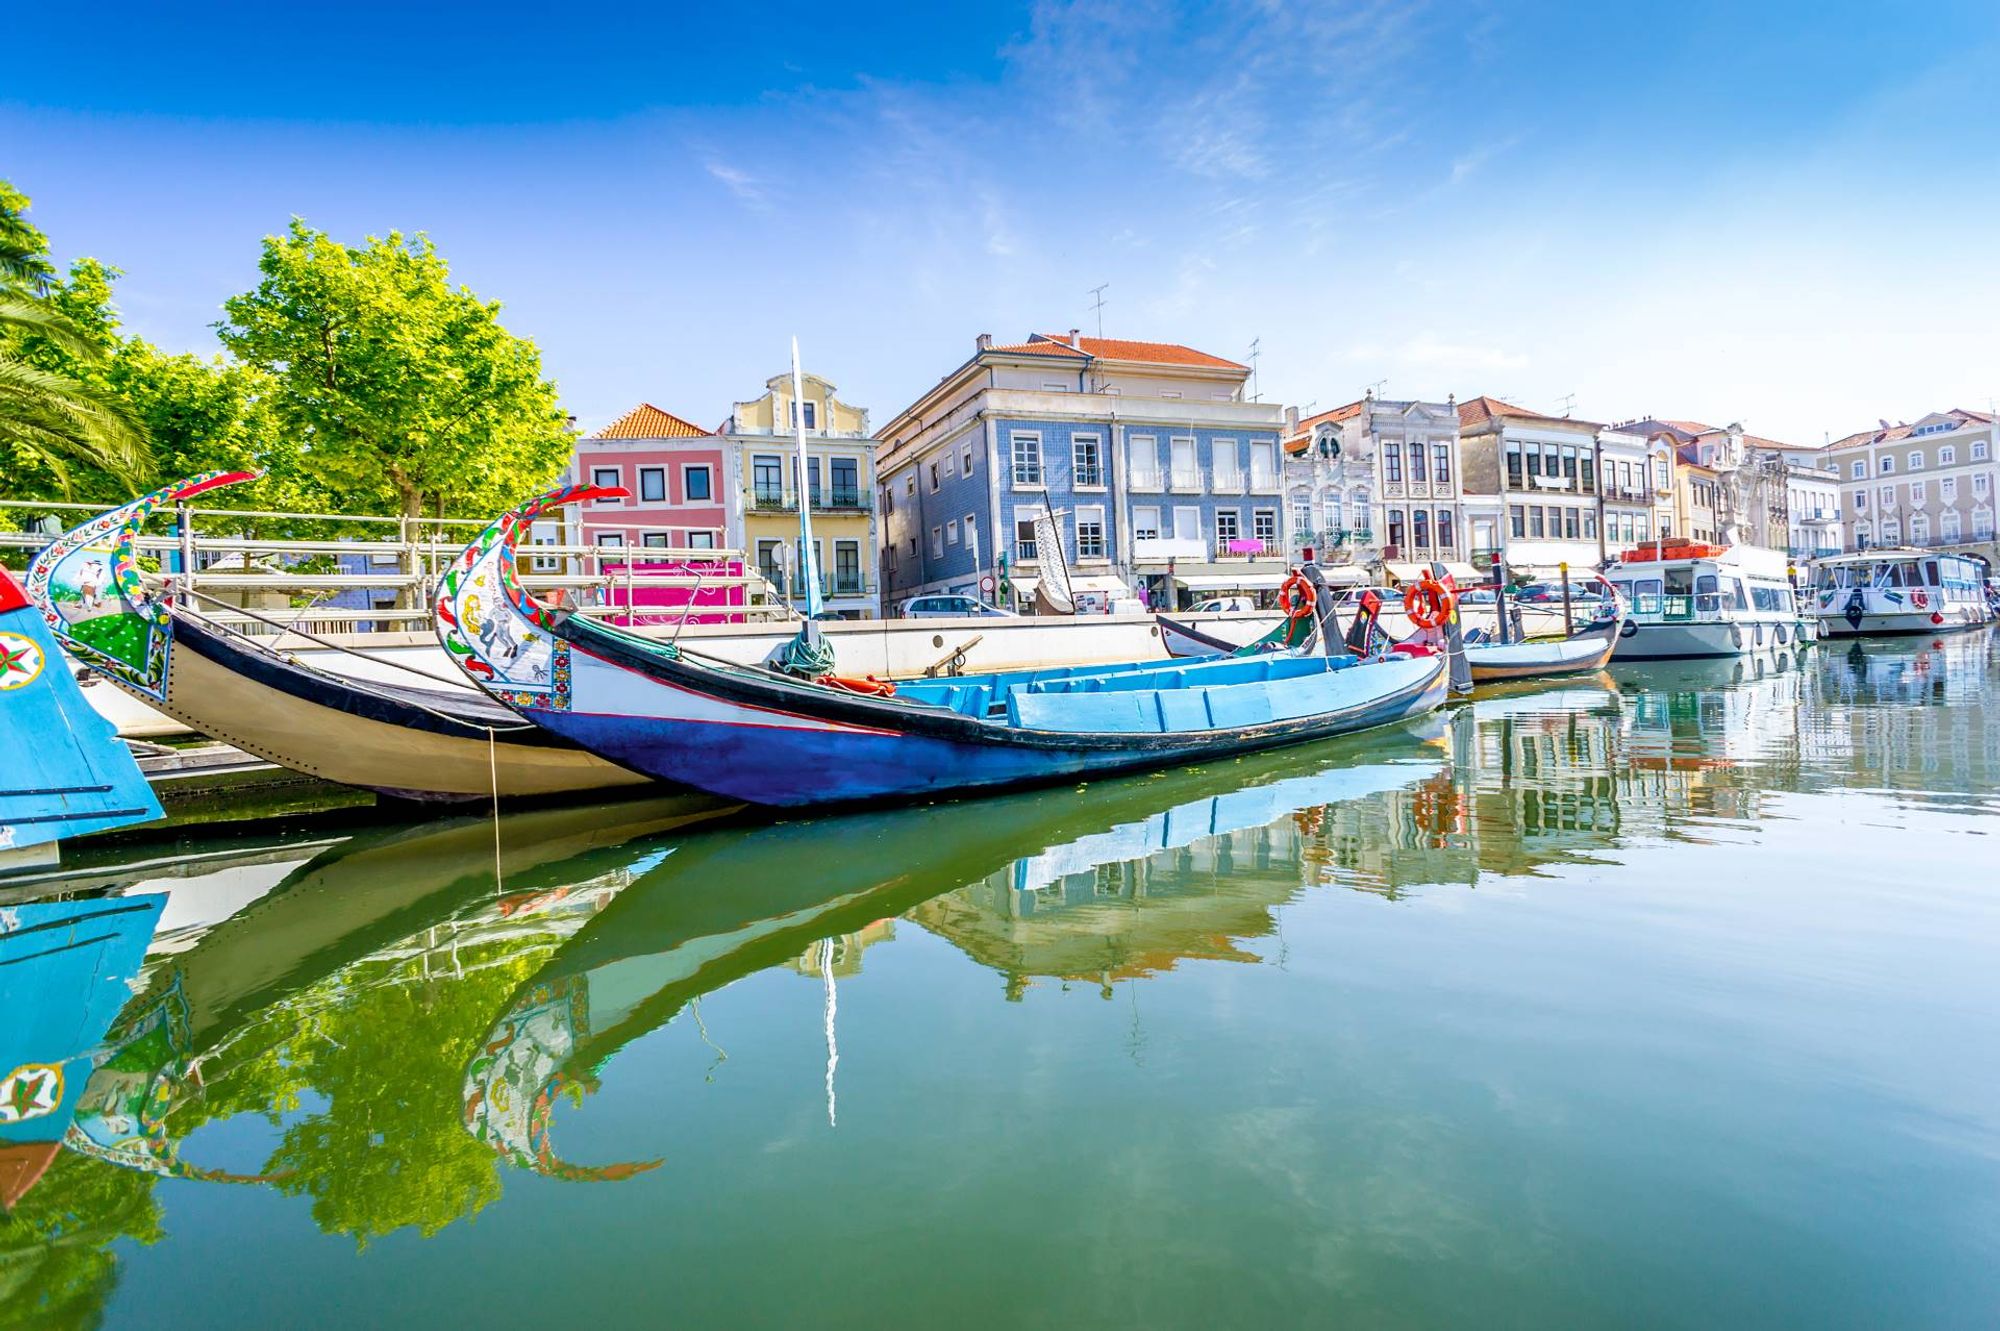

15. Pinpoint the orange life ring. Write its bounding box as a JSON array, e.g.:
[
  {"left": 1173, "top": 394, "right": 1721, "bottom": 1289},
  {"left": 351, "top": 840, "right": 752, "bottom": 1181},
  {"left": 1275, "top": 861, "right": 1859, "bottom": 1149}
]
[
  {"left": 816, "top": 673, "right": 897, "bottom": 697},
  {"left": 1403, "top": 577, "right": 1455, "bottom": 629},
  {"left": 1279, "top": 572, "right": 1316, "bottom": 620}
]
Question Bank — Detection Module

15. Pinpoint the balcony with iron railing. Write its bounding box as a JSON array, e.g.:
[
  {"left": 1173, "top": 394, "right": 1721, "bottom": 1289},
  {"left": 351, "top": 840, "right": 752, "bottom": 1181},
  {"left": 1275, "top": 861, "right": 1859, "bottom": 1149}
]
[
  {"left": 749, "top": 487, "right": 872, "bottom": 513},
  {"left": 1168, "top": 469, "right": 1204, "bottom": 493}
]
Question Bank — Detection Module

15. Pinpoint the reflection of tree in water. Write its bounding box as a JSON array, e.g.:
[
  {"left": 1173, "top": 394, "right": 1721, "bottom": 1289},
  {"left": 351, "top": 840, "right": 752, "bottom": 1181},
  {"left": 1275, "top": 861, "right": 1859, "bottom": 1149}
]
[
  {"left": 0, "top": 1149, "right": 162, "bottom": 1328},
  {"left": 246, "top": 941, "right": 553, "bottom": 1248}
]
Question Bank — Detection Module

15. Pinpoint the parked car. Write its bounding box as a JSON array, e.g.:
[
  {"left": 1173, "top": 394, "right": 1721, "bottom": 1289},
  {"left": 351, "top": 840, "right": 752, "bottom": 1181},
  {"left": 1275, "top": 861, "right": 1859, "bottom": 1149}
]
[
  {"left": 898, "top": 595, "right": 1018, "bottom": 619},
  {"left": 1191, "top": 596, "right": 1256, "bottom": 612},
  {"left": 1514, "top": 581, "right": 1605, "bottom": 603}
]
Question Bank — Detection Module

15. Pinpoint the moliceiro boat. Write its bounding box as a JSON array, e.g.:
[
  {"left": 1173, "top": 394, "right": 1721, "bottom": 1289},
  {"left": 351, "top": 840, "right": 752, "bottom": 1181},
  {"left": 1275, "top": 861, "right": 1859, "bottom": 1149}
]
[
  {"left": 1157, "top": 570, "right": 1320, "bottom": 659},
  {"left": 435, "top": 483, "right": 1451, "bottom": 808},
  {"left": 1338, "top": 573, "right": 1623, "bottom": 685},
  {"left": 1809, "top": 549, "right": 1992, "bottom": 638},
  {"left": 1603, "top": 541, "right": 1807, "bottom": 660},
  {"left": 26, "top": 473, "right": 650, "bottom": 802}
]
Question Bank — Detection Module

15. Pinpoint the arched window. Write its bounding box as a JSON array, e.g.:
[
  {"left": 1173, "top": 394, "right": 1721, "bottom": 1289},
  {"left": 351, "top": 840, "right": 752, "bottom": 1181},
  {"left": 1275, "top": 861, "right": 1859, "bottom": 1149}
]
[
  {"left": 1853, "top": 519, "right": 1872, "bottom": 549},
  {"left": 1940, "top": 510, "right": 1961, "bottom": 541},
  {"left": 1911, "top": 514, "right": 1930, "bottom": 544}
]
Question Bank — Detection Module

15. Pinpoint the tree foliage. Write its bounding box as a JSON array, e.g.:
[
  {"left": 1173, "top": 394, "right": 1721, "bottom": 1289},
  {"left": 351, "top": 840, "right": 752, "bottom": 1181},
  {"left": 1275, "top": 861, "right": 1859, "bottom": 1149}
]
[
  {"left": 217, "top": 222, "right": 573, "bottom": 520},
  {"left": 0, "top": 183, "right": 150, "bottom": 495}
]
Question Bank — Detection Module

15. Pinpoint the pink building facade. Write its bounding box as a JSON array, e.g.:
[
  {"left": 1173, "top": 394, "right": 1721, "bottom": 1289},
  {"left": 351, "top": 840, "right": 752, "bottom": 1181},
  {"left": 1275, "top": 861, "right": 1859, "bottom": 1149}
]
[{"left": 568, "top": 403, "right": 736, "bottom": 552}]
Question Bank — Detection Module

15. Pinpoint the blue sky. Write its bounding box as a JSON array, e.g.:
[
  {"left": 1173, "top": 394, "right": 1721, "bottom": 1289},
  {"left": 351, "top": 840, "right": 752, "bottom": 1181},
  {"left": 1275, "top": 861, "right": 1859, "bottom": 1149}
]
[{"left": 6, "top": 0, "right": 2000, "bottom": 444}]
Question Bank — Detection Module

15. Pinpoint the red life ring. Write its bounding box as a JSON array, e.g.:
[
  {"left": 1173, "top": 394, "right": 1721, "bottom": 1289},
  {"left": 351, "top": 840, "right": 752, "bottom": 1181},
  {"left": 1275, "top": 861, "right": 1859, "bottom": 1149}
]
[
  {"left": 1403, "top": 577, "right": 1455, "bottom": 629},
  {"left": 1279, "top": 572, "right": 1316, "bottom": 621}
]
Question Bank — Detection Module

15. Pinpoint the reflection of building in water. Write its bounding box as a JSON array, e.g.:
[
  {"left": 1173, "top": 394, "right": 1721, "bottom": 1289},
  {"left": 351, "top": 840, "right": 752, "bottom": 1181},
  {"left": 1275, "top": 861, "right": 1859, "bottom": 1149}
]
[
  {"left": 1813, "top": 635, "right": 2000, "bottom": 792},
  {"left": 786, "top": 921, "right": 897, "bottom": 979},
  {"left": 914, "top": 819, "right": 1312, "bottom": 1000}
]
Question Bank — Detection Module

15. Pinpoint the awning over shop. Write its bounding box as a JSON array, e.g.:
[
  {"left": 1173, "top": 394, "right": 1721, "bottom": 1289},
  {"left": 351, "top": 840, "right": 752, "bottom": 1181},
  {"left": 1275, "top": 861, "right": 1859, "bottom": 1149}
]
[
  {"left": 1383, "top": 562, "right": 1428, "bottom": 583},
  {"left": 1010, "top": 574, "right": 1133, "bottom": 599},
  {"left": 1170, "top": 564, "right": 1287, "bottom": 592},
  {"left": 1311, "top": 565, "right": 1371, "bottom": 586},
  {"left": 1441, "top": 561, "right": 1484, "bottom": 585}
]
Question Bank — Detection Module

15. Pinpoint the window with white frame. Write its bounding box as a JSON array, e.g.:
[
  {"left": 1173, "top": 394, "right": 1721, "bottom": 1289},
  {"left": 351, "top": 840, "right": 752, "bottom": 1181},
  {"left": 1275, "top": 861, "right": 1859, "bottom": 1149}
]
[
  {"left": 1854, "top": 491, "right": 1868, "bottom": 511},
  {"left": 1912, "top": 514, "right": 1930, "bottom": 543},
  {"left": 962, "top": 443, "right": 977, "bottom": 475},
  {"left": 1253, "top": 509, "right": 1277, "bottom": 546},
  {"left": 1214, "top": 510, "right": 1240, "bottom": 545},
  {"left": 592, "top": 467, "right": 622, "bottom": 501},
  {"left": 1908, "top": 450, "right": 1924, "bottom": 470},
  {"left": 1129, "top": 435, "right": 1161, "bottom": 488},
  {"left": 1976, "top": 474, "right": 1991, "bottom": 497},
  {"left": 1212, "top": 439, "right": 1242, "bottom": 490},
  {"left": 928, "top": 460, "right": 941, "bottom": 493},
  {"left": 1910, "top": 481, "right": 1925, "bottom": 505},
  {"left": 1132, "top": 506, "right": 1161, "bottom": 540},
  {"left": 1941, "top": 510, "right": 1961, "bottom": 541},
  {"left": 944, "top": 451, "right": 956, "bottom": 477},
  {"left": 638, "top": 467, "right": 666, "bottom": 502},
  {"left": 789, "top": 400, "right": 817, "bottom": 430},
  {"left": 929, "top": 526, "right": 944, "bottom": 559},
  {"left": 1942, "top": 476, "right": 1958, "bottom": 501},
  {"left": 946, "top": 519, "right": 959, "bottom": 545},
  {"left": 1976, "top": 508, "right": 1996, "bottom": 539},
  {"left": 597, "top": 532, "right": 625, "bottom": 548},
  {"left": 1013, "top": 510, "right": 1039, "bottom": 561},
  {"left": 687, "top": 531, "right": 716, "bottom": 549},
  {"left": 1853, "top": 520, "right": 1872, "bottom": 547},
  {"left": 1075, "top": 506, "right": 1106, "bottom": 559},
  {"left": 1250, "top": 439, "right": 1278, "bottom": 488},
  {"left": 642, "top": 532, "right": 669, "bottom": 549},
  {"left": 1975, "top": 440, "right": 1991, "bottom": 460},
  {"left": 1940, "top": 445, "right": 1956, "bottom": 465},
  {"left": 963, "top": 514, "right": 979, "bottom": 557},
  {"left": 1880, "top": 456, "right": 1895, "bottom": 473},
  {"left": 1011, "top": 432, "right": 1043, "bottom": 486},
  {"left": 1851, "top": 460, "right": 1865, "bottom": 479},
  {"left": 1880, "top": 485, "right": 1895, "bottom": 507},
  {"left": 684, "top": 465, "right": 712, "bottom": 501},
  {"left": 1881, "top": 519, "right": 1900, "bottom": 544},
  {"left": 1072, "top": 434, "right": 1104, "bottom": 487},
  {"left": 1170, "top": 437, "right": 1198, "bottom": 488},
  {"left": 1292, "top": 497, "right": 1312, "bottom": 534}
]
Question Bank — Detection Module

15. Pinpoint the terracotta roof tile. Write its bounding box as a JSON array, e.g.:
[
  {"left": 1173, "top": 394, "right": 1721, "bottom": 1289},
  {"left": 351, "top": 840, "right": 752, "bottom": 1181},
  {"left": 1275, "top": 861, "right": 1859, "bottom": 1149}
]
[
  {"left": 1458, "top": 395, "right": 1589, "bottom": 428},
  {"left": 588, "top": 402, "right": 710, "bottom": 440},
  {"left": 985, "top": 333, "right": 1245, "bottom": 370}
]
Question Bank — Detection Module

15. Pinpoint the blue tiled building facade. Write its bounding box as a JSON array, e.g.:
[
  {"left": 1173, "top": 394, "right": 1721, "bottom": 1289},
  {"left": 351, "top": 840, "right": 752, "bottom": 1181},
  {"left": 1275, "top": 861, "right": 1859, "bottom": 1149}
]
[{"left": 876, "top": 333, "right": 1289, "bottom": 611}]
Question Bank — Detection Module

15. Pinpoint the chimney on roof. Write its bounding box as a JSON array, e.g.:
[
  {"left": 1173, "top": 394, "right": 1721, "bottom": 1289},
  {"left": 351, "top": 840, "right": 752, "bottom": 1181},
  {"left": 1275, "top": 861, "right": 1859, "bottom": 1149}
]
[
  {"left": 1068, "top": 328, "right": 1081, "bottom": 347},
  {"left": 976, "top": 333, "right": 993, "bottom": 352},
  {"left": 1285, "top": 405, "right": 1299, "bottom": 433}
]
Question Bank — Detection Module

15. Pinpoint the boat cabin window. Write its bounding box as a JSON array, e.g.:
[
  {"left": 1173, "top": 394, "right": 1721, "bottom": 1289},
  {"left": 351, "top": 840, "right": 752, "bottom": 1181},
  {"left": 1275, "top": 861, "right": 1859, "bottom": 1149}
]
[
  {"left": 1925, "top": 560, "right": 1940, "bottom": 586},
  {"left": 1664, "top": 568, "right": 1694, "bottom": 596},
  {"left": 1749, "top": 582, "right": 1782, "bottom": 612},
  {"left": 1693, "top": 572, "right": 1719, "bottom": 612},
  {"left": 1725, "top": 579, "right": 1747, "bottom": 611}
]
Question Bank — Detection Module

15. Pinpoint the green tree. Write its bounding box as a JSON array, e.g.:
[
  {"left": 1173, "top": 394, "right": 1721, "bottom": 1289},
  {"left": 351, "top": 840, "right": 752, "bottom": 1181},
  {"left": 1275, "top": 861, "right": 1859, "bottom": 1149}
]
[
  {"left": 0, "top": 181, "right": 149, "bottom": 494},
  {"left": 0, "top": 1150, "right": 164, "bottom": 1328},
  {"left": 217, "top": 221, "right": 574, "bottom": 523}
]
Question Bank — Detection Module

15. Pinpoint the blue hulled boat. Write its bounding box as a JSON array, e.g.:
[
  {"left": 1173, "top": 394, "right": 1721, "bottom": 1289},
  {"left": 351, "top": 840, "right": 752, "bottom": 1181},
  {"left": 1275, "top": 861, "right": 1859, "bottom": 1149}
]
[
  {"left": 1, "top": 565, "right": 163, "bottom": 859},
  {"left": 434, "top": 483, "right": 1451, "bottom": 808}
]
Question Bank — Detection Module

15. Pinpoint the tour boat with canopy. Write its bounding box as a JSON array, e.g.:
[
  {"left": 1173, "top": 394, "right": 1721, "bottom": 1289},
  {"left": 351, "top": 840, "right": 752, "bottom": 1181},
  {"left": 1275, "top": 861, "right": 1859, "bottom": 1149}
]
[
  {"left": 1808, "top": 548, "right": 1992, "bottom": 638},
  {"left": 25, "top": 473, "right": 651, "bottom": 801},
  {"left": 1603, "top": 540, "right": 1808, "bottom": 660},
  {"left": 1156, "top": 569, "right": 1321, "bottom": 659}
]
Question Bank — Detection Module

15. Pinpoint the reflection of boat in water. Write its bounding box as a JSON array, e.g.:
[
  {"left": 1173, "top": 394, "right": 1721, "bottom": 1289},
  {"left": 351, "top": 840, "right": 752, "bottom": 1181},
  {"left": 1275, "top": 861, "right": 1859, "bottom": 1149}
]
[
  {"left": 37, "top": 794, "right": 727, "bottom": 1190},
  {"left": 0, "top": 896, "right": 163, "bottom": 1209},
  {"left": 466, "top": 736, "right": 1445, "bottom": 1170}
]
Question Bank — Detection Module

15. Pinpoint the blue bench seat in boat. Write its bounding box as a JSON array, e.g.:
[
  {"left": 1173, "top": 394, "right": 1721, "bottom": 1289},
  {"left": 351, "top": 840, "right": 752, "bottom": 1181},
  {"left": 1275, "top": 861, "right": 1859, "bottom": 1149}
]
[
  {"left": 896, "top": 657, "right": 1214, "bottom": 718},
  {"left": 1005, "top": 653, "right": 1425, "bottom": 735}
]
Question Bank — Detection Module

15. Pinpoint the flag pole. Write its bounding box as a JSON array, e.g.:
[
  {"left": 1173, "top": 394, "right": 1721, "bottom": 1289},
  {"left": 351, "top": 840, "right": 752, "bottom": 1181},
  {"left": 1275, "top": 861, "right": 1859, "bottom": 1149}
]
[{"left": 791, "top": 338, "right": 824, "bottom": 620}]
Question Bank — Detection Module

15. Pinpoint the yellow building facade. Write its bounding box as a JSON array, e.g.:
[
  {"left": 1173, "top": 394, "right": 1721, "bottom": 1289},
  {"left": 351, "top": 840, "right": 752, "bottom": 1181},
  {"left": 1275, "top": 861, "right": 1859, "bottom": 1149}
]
[{"left": 723, "top": 371, "right": 882, "bottom": 619}]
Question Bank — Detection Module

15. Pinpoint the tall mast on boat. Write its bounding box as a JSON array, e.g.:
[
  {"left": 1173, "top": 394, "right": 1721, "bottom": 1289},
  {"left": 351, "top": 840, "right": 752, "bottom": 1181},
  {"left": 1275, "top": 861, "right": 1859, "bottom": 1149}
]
[{"left": 791, "top": 338, "right": 824, "bottom": 620}]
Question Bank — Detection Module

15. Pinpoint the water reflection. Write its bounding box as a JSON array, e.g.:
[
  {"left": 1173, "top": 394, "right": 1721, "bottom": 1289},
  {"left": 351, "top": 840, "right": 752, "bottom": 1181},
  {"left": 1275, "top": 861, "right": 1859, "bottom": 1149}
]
[{"left": 2, "top": 630, "right": 1996, "bottom": 1323}]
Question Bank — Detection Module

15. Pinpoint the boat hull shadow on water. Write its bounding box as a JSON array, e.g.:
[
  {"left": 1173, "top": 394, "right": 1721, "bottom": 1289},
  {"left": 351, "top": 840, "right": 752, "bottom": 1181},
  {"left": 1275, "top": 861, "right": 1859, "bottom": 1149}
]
[
  {"left": 25, "top": 473, "right": 653, "bottom": 802},
  {"left": 435, "top": 486, "right": 1451, "bottom": 809}
]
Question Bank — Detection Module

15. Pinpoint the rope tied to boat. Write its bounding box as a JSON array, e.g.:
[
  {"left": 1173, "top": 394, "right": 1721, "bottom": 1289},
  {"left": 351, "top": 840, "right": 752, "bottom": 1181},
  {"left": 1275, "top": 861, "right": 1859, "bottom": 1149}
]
[{"left": 777, "top": 626, "right": 836, "bottom": 678}]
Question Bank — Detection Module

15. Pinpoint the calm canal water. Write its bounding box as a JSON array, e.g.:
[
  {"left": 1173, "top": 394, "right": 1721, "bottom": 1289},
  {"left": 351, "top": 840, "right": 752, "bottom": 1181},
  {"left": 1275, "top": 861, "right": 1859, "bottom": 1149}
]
[{"left": 5, "top": 633, "right": 2000, "bottom": 1328}]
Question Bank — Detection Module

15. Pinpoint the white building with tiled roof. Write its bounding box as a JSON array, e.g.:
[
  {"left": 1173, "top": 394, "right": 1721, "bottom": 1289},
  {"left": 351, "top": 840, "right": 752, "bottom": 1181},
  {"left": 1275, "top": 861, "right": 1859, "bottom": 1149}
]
[{"left": 1828, "top": 408, "right": 1997, "bottom": 566}]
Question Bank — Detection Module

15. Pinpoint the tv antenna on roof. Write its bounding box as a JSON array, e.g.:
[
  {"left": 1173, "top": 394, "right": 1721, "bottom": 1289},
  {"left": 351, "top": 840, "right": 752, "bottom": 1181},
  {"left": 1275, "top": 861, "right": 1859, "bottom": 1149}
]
[
  {"left": 1558, "top": 392, "right": 1577, "bottom": 418},
  {"left": 1248, "top": 336, "right": 1262, "bottom": 402},
  {"left": 1364, "top": 378, "right": 1388, "bottom": 400},
  {"left": 1088, "top": 283, "right": 1109, "bottom": 338}
]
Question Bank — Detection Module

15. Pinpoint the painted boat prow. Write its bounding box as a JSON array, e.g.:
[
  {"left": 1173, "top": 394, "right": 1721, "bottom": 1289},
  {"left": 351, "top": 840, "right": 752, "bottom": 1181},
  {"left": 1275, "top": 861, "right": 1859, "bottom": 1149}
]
[{"left": 0, "top": 567, "right": 163, "bottom": 854}]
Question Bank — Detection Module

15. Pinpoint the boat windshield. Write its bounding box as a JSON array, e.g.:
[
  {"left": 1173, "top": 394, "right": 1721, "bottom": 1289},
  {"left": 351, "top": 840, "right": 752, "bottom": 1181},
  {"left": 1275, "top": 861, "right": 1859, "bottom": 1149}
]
[{"left": 1694, "top": 573, "right": 1720, "bottom": 614}]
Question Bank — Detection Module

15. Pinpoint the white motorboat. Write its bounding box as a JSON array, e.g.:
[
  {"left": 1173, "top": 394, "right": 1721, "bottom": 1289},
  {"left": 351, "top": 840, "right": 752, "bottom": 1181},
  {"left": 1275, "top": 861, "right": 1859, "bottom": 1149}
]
[
  {"left": 1605, "top": 541, "right": 1808, "bottom": 660},
  {"left": 1808, "top": 548, "right": 1992, "bottom": 638}
]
